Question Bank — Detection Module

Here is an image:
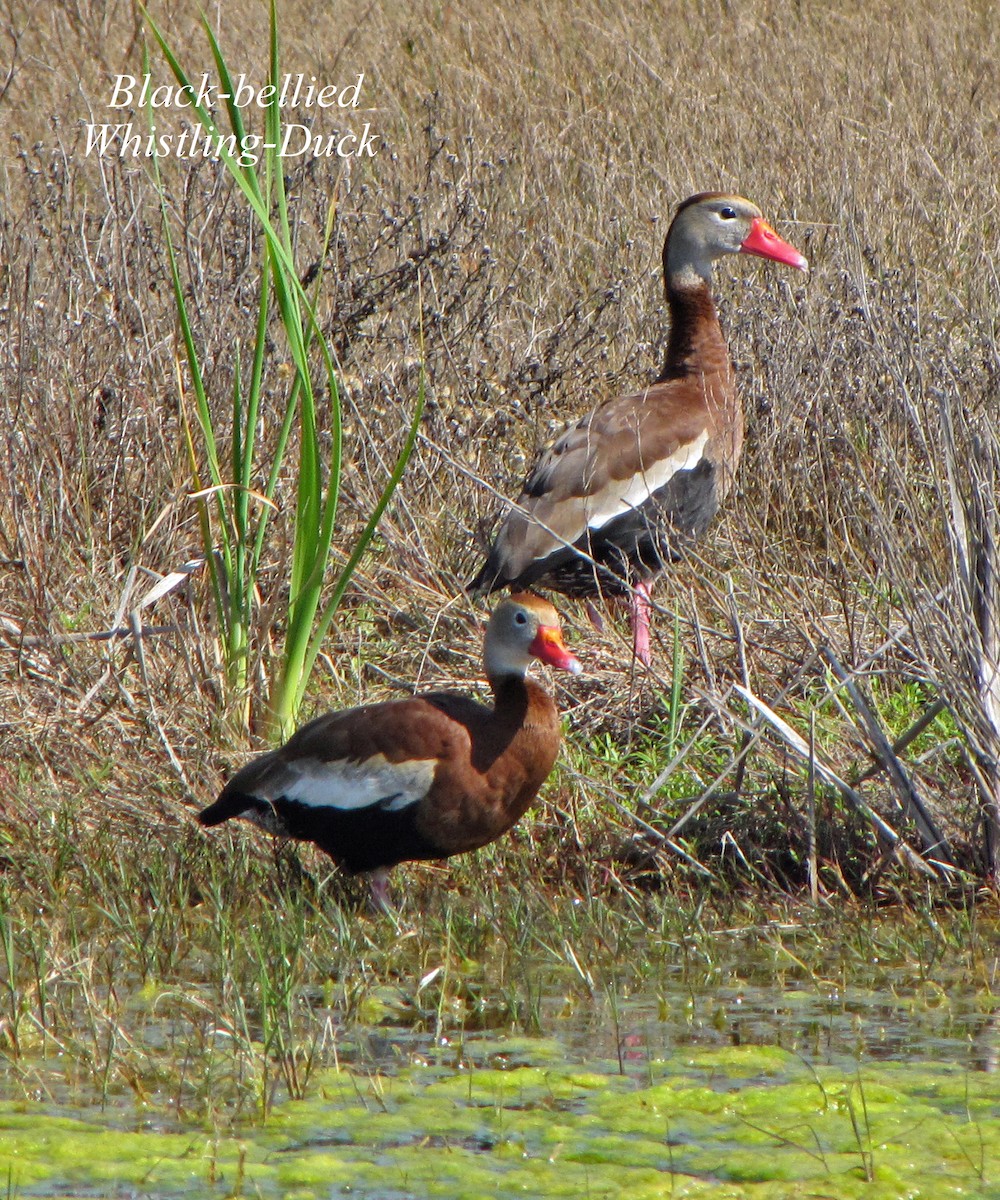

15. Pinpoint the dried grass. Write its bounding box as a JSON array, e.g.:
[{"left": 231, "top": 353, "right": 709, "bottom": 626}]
[{"left": 2, "top": 0, "right": 999, "bottom": 890}]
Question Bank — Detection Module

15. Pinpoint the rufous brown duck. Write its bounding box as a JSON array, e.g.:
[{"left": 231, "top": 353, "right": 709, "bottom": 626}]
[
  {"left": 197, "top": 594, "right": 581, "bottom": 904},
  {"left": 470, "top": 192, "right": 807, "bottom": 664}
]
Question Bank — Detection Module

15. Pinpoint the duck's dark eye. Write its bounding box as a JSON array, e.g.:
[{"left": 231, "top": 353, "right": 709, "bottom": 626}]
[
  {"left": 719, "top": 206, "right": 737, "bottom": 220},
  {"left": 514, "top": 610, "right": 528, "bottom": 625}
]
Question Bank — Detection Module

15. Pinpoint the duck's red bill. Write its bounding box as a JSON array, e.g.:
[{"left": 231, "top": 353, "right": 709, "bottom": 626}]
[
  {"left": 530, "top": 626, "right": 583, "bottom": 674},
  {"left": 740, "top": 217, "right": 808, "bottom": 272}
]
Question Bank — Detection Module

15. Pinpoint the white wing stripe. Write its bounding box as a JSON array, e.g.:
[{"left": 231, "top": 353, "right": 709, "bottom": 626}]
[
  {"left": 279, "top": 755, "right": 436, "bottom": 813},
  {"left": 584, "top": 431, "right": 709, "bottom": 533}
]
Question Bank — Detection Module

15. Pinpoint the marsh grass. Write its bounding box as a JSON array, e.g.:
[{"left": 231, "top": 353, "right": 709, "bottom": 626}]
[
  {"left": 1, "top": 808, "right": 996, "bottom": 1148},
  {"left": 3, "top": 807, "right": 998, "bottom": 1192}
]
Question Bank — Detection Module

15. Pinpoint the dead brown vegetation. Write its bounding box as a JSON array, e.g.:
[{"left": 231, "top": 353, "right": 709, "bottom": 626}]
[{"left": 1, "top": 0, "right": 999, "bottom": 892}]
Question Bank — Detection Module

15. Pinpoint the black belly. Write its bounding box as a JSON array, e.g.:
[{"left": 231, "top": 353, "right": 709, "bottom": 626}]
[
  {"left": 232, "top": 793, "right": 444, "bottom": 873},
  {"left": 533, "top": 458, "right": 720, "bottom": 598}
]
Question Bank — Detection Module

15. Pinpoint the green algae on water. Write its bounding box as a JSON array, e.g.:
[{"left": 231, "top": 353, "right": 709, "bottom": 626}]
[{"left": 3, "top": 1043, "right": 999, "bottom": 1199}]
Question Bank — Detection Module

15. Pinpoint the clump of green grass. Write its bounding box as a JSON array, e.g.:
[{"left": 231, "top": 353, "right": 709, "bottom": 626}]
[{"left": 144, "top": 2, "right": 425, "bottom": 738}]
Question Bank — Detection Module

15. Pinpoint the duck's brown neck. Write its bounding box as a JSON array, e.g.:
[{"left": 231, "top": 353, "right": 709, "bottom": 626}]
[
  {"left": 489, "top": 672, "right": 528, "bottom": 703},
  {"left": 489, "top": 675, "right": 555, "bottom": 730},
  {"left": 471, "top": 675, "right": 552, "bottom": 773},
  {"left": 657, "top": 280, "right": 729, "bottom": 383}
]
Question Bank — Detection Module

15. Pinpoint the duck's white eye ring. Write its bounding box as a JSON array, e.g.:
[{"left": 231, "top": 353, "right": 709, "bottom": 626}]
[{"left": 514, "top": 610, "right": 528, "bottom": 625}]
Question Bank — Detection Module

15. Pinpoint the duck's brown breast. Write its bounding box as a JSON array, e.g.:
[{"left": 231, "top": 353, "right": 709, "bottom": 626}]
[{"left": 415, "top": 679, "right": 562, "bottom": 854}]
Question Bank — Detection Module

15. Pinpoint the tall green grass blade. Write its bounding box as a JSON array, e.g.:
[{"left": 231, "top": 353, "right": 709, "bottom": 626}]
[{"left": 292, "top": 365, "right": 427, "bottom": 717}]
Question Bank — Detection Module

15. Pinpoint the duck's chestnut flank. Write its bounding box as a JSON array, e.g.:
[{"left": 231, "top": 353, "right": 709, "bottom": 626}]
[
  {"left": 197, "top": 594, "right": 580, "bottom": 901},
  {"left": 470, "top": 192, "right": 807, "bottom": 664}
]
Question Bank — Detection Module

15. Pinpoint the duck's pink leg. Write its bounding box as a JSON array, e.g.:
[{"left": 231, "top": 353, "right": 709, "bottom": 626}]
[
  {"left": 368, "top": 867, "right": 392, "bottom": 911},
  {"left": 584, "top": 598, "right": 606, "bottom": 632},
  {"left": 630, "top": 581, "right": 652, "bottom": 666}
]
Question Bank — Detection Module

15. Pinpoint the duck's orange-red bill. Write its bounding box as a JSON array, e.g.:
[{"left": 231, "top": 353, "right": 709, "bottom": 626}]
[
  {"left": 741, "top": 217, "right": 808, "bottom": 272},
  {"left": 530, "top": 626, "right": 583, "bottom": 674}
]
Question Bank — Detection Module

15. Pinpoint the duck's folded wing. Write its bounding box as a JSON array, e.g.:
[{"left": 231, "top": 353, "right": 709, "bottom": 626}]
[
  {"left": 473, "top": 385, "right": 711, "bottom": 589},
  {"left": 199, "top": 699, "right": 476, "bottom": 823}
]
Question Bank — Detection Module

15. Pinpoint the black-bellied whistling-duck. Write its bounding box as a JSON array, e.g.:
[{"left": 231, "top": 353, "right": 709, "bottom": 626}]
[
  {"left": 470, "top": 193, "right": 807, "bottom": 664},
  {"left": 197, "top": 594, "right": 580, "bottom": 903}
]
